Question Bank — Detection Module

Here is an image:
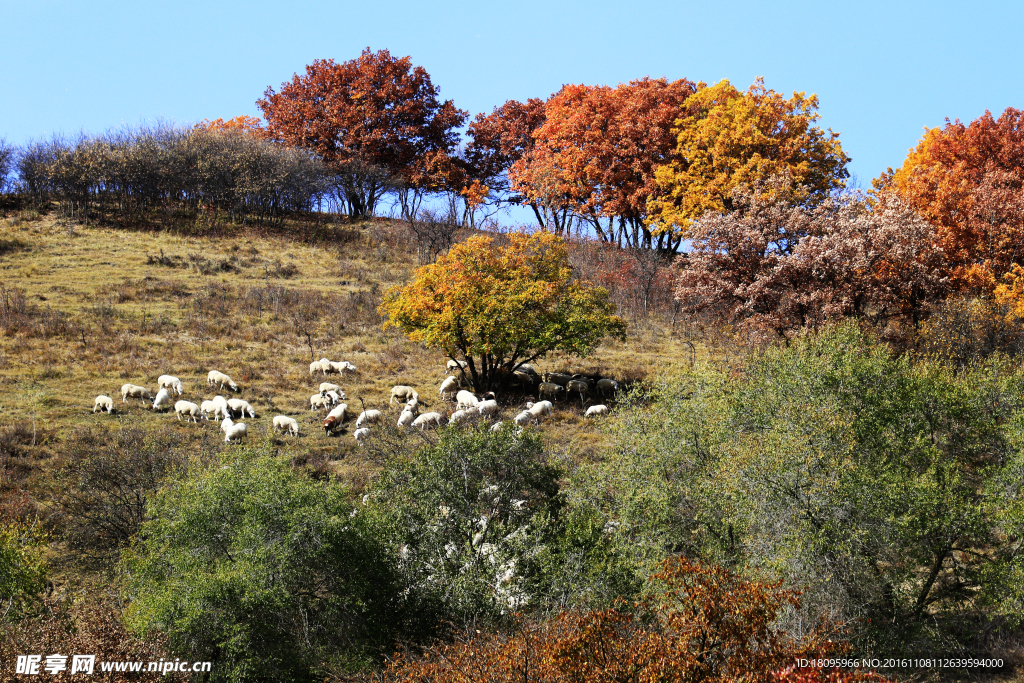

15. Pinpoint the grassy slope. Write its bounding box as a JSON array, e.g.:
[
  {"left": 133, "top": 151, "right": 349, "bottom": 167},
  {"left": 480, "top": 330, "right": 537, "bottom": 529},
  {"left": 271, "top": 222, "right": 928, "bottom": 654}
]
[{"left": 0, "top": 210, "right": 703, "bottom": 498}]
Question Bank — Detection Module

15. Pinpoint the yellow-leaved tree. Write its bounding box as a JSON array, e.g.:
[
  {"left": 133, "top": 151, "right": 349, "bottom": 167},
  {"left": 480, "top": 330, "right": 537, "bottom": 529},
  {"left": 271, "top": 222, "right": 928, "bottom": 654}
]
[
  {"left": 380, "top": 232, "right": 626, "bottom": 391},
  {"left": 647, "top": 78, "right": 849, "bottom": 240}
]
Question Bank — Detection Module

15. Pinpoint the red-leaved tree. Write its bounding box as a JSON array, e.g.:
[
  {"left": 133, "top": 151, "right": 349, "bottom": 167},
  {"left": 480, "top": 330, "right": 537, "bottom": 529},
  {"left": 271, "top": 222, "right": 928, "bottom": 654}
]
[{"left": 258, "top": 48, "right": 467, "bottom": 218}]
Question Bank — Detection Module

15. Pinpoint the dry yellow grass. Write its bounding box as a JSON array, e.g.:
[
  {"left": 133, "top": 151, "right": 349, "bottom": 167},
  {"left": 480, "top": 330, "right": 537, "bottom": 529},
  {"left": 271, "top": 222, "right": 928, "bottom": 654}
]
[{"left": 0, "top": 210, "right": 716, "bottom": 495}]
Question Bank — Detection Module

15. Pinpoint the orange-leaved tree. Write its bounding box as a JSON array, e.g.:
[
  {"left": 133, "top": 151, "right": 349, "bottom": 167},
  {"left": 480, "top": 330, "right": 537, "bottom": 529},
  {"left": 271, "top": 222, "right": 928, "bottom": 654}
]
[
  {"left": 257, "top": 48, "right": 467, "bottom": 218},
  {"left": 648, "top": 78, "right": 850, "bottom": 240},
  {"left": 509, "top": 78, "right": 697, "bottom": 250},
  {"left": 196, "top": 115, "right": 265, "bottom": 137},
  {"left": 382, "top": 557, "right": 892, "bottom": 683},
  {"left": 380, "top": 231, "right": 625, "bottom": 392},
  {"left": 880, "top": 108, "right": 1024, "bottom": 290}
]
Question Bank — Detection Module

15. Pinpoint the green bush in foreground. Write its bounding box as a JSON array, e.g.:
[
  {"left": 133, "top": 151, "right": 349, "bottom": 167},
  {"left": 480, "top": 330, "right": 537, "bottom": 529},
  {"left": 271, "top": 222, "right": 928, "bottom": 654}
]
[
  {"left": 577, "top": 323, "right": 1024, "bottom": 654},
  {"left": 120, "top": 448, "right": 400, "bottom": 682}
]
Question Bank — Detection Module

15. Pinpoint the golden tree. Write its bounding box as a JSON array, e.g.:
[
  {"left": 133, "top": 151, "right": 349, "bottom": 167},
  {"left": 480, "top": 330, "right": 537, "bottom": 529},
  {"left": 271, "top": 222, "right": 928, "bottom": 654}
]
[{"left": 380, "top": 232, "right": 625, "bottom": 391}]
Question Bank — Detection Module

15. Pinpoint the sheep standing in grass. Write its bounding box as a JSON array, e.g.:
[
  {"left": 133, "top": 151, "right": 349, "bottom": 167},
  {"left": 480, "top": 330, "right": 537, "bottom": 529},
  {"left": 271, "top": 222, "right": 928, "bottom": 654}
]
[
  {"left": 597, "top": 378, "right": 619, "bottom": 398},
  {"left": 273, "top": 415, "right": 300, "bottom": 437},
  {"left": 322, "top": 390, "right": 344, "bottom": 407},
  {"left": 175, "top": 400, "right": 201, "bottom": 422},
  {"left": 356, "top": 409, "right": 383, "bottom": 429},
  {"left": 158, "top": 375, "right": 184, "bottom": 395},
  {"left": 538, "top": 383, "right": 565, "bottom": 402},
  {"left": 397, "top": 407, "right": 417, "bottom": 429},
  {"left": 310, "top": 394, "right": 329, "bottom": 411},
  {"left": 354, "top": 427, "right": 370, "bottom": 444},
  {"left": 319, "top": 382, "right": 342, "bottom": 397},
  {"left": 121, "top": 384, "right": 152, "bottom": 403},
  {"left": 323, "top": 360, "right": 356, "bottom": 377},
  {"left": 152, "top": 388, "right": 173, "bottom": 412},
  {"left": 585, "top": 404, "right": 609, "bottom": 418},
  {"left": 513, "top": 411, "right": 532, "bottom": 427},
  {"left": 211, "top": 395, "right": 230, "bottom": 419},
  {"left": 412, "top": 412, "right": 444, "bottom": 430},
  {"left": 566, "top": 379, "right": 591, "bottom": 401},
  {"left": 310, "top": 359, "right": 327, "bottom": 376},
  {"left": 446, "top": 359, "right": 469, "bottom": 374},
  {"left": 207, "top": 370, "right": 239, "bottom": 392},
  {"left": 390, "top": 385, "right": 420, "bottom": 406},
  {"left": 93, "top": 395, "right": 114, "bottom": 414},
  {"left": 227, "top": 398, "right": 255, "bottom": 418},
  {"left": 527, "top": 400, "right": 553, "bottom": 423},
  {"left": 221, "top": 416, "right": 247, "bottom": 443},
  {"left": 201, "top": 400, "right": 222, "bottom": 420},
  {"left": 439, "top": 376, "right": 460, "bottom": 400},
  {"left": 456, "top": 390, "right": 480, "bottom": 411},
  {"left": 477, "top": 399, "right": 499, "bottom": 419},
  {"left": 448, "top": 408, "right": 476, "bottom": 427},
  {"left": 323, "top": 404, "right": 347, "bottom": 435}
]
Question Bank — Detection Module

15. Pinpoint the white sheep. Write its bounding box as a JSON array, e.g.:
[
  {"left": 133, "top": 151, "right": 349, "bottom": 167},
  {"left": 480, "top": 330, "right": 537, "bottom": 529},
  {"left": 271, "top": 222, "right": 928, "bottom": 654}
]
[
  {"left": 309, "top": 359, "right": 327, "bottom": 376},
  {"left": 566, "top": 379, "right": 591, "bottom": 400},
  {"left": 175, "top": 400, "right": 201, "bottom": 422},
  {"left": 585, "top": 404, "right": 609, "bottom": 418},
  {"left": 439, "top": 376, "right": 461, "bottom": 400},
  {"left": 446, "top": 359, "right": 469, "bottom": 374},
  {"left": 356, "top": 409, "right": 383, "bottom": 429},
  {"left": 490, "top": 421, "right": 506, "bottom": 432},
  {"left": 323, "top": 390, "right": 343, "bottom": 406},
  {"left": 227, "top": 398, "right": 255, "bottom": 418},
  {"left": 353, "top": 427, "right": 370, "bottom": 444},
  {"left": 477, "top": 399, "right": 499, "bottom": 418},
  {"left": 323, "top": 404, "right": 348, "bottom": 435},
  {"left": 211, "top": 395, "right": 230, "bottom": 418},
  {"left": 448, "top": 408, "right": 475, "bottom": 427},
  {"left": 527, "top": 400, "right": 553, "bottom": 423},
  {"left": 323, "top": 360, "right": 356, "bottom": 377},
  {"left": 120, "top": 384, "right": 152, "bottom": 403},
  {"left": 310, "top": 394, "right": 329, "bottom": 411},
  {"left": 152, "top": 388, "right": 173, "bottom": 412},
  {"left": 513, "top": 411, "right": 532, "bottom": 427},
  {"left": 412, "top": 412, "right": 444, "bottom": 430},
  {"left": 273, "top": 415, "right": 300, "bottom": 437},
  {"left": 456, "top": 390, "right": 479, "bottom": 411},
  {"left": 207, "top": 370, "right": 239, "bottom": 392},
  {"left": 158, "top": 374, "right": 184, "bottom": 395},
  {"left": 319, "top": 382, "right": 342, "bottom": 396},
  {"left": 390, "top": 385, "right": 419, "bottom": 405},
  {"left": 397, "top": 408, "right": 416, "bottom": 429},
  {"left": 597, "top": 378, "right": 619, "bottom": 398},
  {"left": 221, "top": 416, "right": 248, "bottom": 443},
  {"left": 201, "top": 399, "right": 223, "bottom": 420},
  {"left": 93, "top": 395, "right": 114, "bottom": 414}
]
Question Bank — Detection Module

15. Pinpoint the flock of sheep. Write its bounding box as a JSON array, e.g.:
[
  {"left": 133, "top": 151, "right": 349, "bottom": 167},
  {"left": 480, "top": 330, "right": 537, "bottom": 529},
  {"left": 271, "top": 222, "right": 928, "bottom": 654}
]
[{"left": 91, "top": 357, "right": 619, "bottom": 446}]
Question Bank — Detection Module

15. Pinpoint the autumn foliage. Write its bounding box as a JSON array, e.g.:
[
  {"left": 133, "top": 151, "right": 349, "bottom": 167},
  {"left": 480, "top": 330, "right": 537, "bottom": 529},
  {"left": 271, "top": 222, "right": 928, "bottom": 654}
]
[
  {"left": 883, "top": 108, "right": 1024, "bottom": 289},
  {"left": 196, "top": 115, "right": 265, "bottom": 137},
  {"left": 258, "top": 48, "right": 467, "bottom": 217},
  {"left": 380, "top": 231, "right": 625, "bottom": 391},
  {"left": 382, "top": 557, "right": 891, "bottom": 683},
  {"left": 649, "top": 79, "right": 849, "bottom": 240}
]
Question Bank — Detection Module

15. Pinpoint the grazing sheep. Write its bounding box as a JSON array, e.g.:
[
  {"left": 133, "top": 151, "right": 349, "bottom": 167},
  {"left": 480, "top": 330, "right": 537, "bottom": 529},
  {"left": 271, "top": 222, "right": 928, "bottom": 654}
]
[
  {"left": 566, "top": 379, "right": 591, "bottom": 400},
  {"left": 273, "top": 415, "right": 300, "bottom": 437},
  {"left": 544, "top": 372, "right": 572, "bottom": 387},
  {"left": 353, "top": 427, "right": 370, "bottom": 444},
  {"left": 310, "top": 394, "right": 329, "bottom": 411},
  {"left": 456, "top": 390, "right": 480, "bottom": 411},
  {"left": 322, "top": 390, "right": 343, "bottom": 407},
  {"left": 397, "top": 408, "right": 417, "bottom": 429},
  {"left": 527, "top": 400, "right": 553, "bottom": 423},
  {"left": 221, "top": 416, "right": 248, "bottom": 443},
  {"left": 585, "top": 404, "right": 609, "bottom": 418},
  {"left": 517, "top": 363, "right": 539, "bottom": 376},
  {"left": 513, "top": 410, "right": 532, "bottom": 427},
  {"left": 152, "top": 388, "right": 173, "bottom": 412},
  {"left": 323, "top": 404, "right": 348, "bottom": 433},
  {"left": 207, "top": 370, "right": 239, "bottom": 392},
  {"left": 158, "top": 374, "right": 184, "bottom": 395},
  {"left": 120, "top": 384, "right": 152, "bottom": 403},
  {"left": 93, "top": 395, "right": 114, "bottom": 414},
  {"left": 448, "top": 408, "right": 476, "bottom": 427},
  {"left": 412, "top": 412, "right": 444, "bottom": 430},
  {"left": 490, "top": 421, "right": 506, "bottom": 432},
  {"left": 439, "top": 376, "right": 460, "bottom": 400},
  {"left": 597, "top": 378, "right": 619, "bottom": 398},
  {"left": 446, "top": 359, "right": 469, "bottom": 374},
  {"left": 390, "top": 385, "right": 420, "bottom": 406},
  {"left": 227, "top": 398, "right": 256, "bottom": 418},
  {"left": 323, "top": 360, "right": 356, "bottom": 377},
  {"left": 211, "top": 395, "right": 230, "bottom": 417},
  {"left": 174, "top": 400, "right": 201, "bottom": 422},
  {"left": 310, "top": 359, "right": 328, "bottom": 376},
  {"left": 356, "top": 409, "right": 383, "bottom": 429},
  {"left": 477, "top": 399, "right": 499, "bottom": 418},
  {"left": 319, "top": 382, "right": 342, "bottom": 396},
  {"left": 327, "top": 404, "right": 347, "bottom": 422},
  {"left": 200, "top": 400, "right": 220, "bottom": 420},
  {"left": 538, "top": 382, "right": 565, "bottom": 401}
]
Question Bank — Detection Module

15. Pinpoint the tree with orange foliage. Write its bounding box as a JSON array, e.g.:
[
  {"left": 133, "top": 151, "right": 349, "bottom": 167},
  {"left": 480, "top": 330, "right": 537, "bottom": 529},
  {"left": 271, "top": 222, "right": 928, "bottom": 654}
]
[
  {"left": 648, "top": 78, "right": 849, "bottom": 241},
  {"left": 258, "top": 48, "right": 467, "bottom": 218},
  {"left": 509, "top": 78, "right": 697, "bottom": 250},
  {"left": 196, "top": 115, "right": 265, "bottom": 137},
  {"left": 382, "top": 557, "right": 892, "bottom": 683},
  {"left": 380, "top": 231, "right": 625, "bottom": 391},
  {"left": 881, "top": 108, "right": 1024, "bottom": 289}
]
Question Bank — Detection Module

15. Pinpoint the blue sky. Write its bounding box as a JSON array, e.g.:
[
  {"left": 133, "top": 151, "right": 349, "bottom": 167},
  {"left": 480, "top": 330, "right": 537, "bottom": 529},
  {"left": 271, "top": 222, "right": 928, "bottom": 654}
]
[{"left": 2, "top": 0, "right": 1021, "bottom": 197}]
